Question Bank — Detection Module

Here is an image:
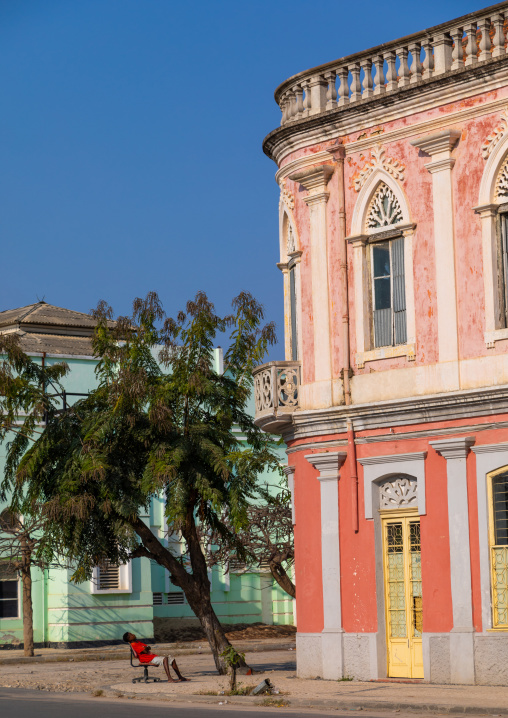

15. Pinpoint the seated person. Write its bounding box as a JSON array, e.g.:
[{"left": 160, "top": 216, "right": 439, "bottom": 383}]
[{"left": 123, "top": 632, "right": 188, "bottom": 683}]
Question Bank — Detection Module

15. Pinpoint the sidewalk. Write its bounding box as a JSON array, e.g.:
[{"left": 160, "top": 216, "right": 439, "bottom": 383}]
[{"left": 0, "top": 644, "right": 507, "bottom": 715}]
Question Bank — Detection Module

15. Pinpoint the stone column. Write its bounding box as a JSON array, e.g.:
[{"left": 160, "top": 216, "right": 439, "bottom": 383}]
[
  {"left": 305, "top": 451, "right": 348, "bottom": 679},
  {"left": 283, "top": 465, "right": 296, "bottom": 525},
  {"left": 289, "top": 165, "right": 335, "bottom": 407},
  {"left": 410, "top": 130, "right": 461, "bottom": 368},
  {"left": 473, "top": 204, "right": 502, "bottom": 346},
  {"left": 430, "top": 436, "right": 475, "bottom": 684}
]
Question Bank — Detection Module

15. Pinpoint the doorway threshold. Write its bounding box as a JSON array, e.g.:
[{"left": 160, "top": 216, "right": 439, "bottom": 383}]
[{"left": 370, "top": 679, "right": 425, "bottom": 684}]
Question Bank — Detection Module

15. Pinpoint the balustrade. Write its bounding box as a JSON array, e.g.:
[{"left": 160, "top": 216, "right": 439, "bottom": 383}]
[
  {"left": 253, "top": 361, "right": 300, "bottom": 430},
  {"left": 276, "top": 4, "right": 508, "bottom": 125}
]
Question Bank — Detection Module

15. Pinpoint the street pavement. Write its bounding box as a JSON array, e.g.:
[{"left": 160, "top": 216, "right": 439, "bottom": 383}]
[{"left": 0, "top": 687, "right": 494, "bottom": 718}]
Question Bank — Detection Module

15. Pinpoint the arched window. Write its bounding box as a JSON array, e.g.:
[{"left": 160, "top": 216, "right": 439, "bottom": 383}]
[
  {"left": 279, "top": 206, "right": 301, "bottom": 363},
  {"left": 347, "top": 169, "right": 415, "bottom": 368},
  {"left": 488, "top": 467, "right": 508, "bottom": 628},
  {"left": 366, "top": 183, "right": 407, "bottom": 348}
]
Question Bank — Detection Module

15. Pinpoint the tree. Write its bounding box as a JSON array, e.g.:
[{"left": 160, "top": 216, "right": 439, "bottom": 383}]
[
  {"left": 0, "top": 506, "right": 64, "bottom": 656},
  {"left": 202, "top": 483, "right": 295, "bottom": 600},
  {"left": 0, "top": 291, "right": 279, "bottom": 673},
  {"left": 0, "top": 334, "right": 69, "bottom": 656}
]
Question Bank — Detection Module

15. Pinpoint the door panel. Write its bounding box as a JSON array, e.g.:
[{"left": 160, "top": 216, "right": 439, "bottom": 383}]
[{"left": 383, "top": 516, "right": 424, "bottom": 679}]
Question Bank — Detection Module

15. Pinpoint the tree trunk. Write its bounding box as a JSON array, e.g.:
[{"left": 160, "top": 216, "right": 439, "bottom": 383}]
[
  {"left": 270, "top": 561, "right": 296, "bottom": 599},
  {"left": 130, "top": 514, "right": 246, "bottom": 675},
  {"left": 20, "top": 540, "right": 34, "bottom": 657}
]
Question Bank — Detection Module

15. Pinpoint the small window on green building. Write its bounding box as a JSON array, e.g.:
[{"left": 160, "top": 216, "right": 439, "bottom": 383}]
[{"left": 0, "top": 563, "right": 19, "bottom": 619}]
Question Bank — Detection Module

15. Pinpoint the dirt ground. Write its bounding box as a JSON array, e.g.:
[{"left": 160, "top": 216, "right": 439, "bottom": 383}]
[{"left": 153, "top": 619, "right": 297, "bottom": 644}]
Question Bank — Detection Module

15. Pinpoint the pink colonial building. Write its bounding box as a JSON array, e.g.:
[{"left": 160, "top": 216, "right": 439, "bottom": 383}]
[{"left": 255, "top": 2, "right": 508, "bottom": 685}]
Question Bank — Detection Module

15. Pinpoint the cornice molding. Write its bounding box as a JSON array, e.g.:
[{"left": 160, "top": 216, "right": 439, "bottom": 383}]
[
  {"left": 304, "top": 451, "right": 347, "bottom": 481},
  {"left": 264, "top": 62, "right": 508, "bottom": 166},
  {"left": 282, "top": 465, "right": 296, "bottom": 476},
  {"left": 289, "top": 164, "right": 335, "bottom": 191},
  {"left": 359, "top": 451, "right": 427, "bottom": 466},
  {"left": 281, "top": 383, "right": 508, "bottom": 442},
  {"left": 410, "top": 129, "right": 461, "bottom": 156},
  {"left": 430, "top": 436, "right": 475, "bottom": 459},
  {"left": 425, "top": 158, "right": 457, "bottom": 173},
  {"left": 472, "top": 443, "right": 508, "bottom": 454}
]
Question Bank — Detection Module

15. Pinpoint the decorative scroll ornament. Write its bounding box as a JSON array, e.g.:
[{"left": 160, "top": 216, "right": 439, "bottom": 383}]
[
  {"left": 495, "top": 155, "right": 508, "bottom": 200},
  {"left": 482, "top": 109, "right": 508, "bottom": 159},
  {"left": 367, "top": 183, "right": 403, "bottom": 228},
  {"left": 354, "top": 145, "right": 405, "bottom": 192},
  {"left": 380, "top": 476, "right": 418, "bottom": 510},
  {"left": 280, "top": 182, "right": 295, "bottom": 210},
  {"left": 287, "top": 224, "right": 296, "bottom": 254}
]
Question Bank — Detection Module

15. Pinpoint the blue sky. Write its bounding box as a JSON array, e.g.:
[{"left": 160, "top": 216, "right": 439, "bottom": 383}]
[{"left": 0, "top": 0, "right": 480, "bottom": 353}]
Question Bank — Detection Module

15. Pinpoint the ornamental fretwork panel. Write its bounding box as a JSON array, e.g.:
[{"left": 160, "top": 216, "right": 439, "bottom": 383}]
[
  {"left": 380, "top": 476, "right": 418, "bottom": 510},
  {"left": 367, "top": 183, "right": 403, "bottom": 229}
]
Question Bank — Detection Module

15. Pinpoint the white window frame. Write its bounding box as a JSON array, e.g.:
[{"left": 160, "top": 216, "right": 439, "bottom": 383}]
[
  {"left": 0, "top": 567, "right": 20, "bottom": 620},
  {"left": 278, "top": 205, "right": 303, "bottom": 363},
  {"left": 90, "top": 561, "right": 132, "bottom": 595},
  {"left": 476, "top": 133, "right": 508, "bottom": 348},
  {"left": 347, "top": 171, "right": 416, "bottom": 368}
]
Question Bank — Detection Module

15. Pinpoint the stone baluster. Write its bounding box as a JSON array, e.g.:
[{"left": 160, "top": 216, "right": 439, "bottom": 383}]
[
  {"left": 309, "top": 74, "right": 328, "bottom": 115},
  {"left": 477, "top": 17, "right": 492, "bottom": 61},
  {"left": 360, "top": 58, "right": 373, "bottom": 99},
  {"left": 349, "top": 63, "right": 361, "bottom": 102},
  {"left": 491, "top": 13, "right": 506, "bottom": 58},
  {"left": 372, "top": 55, "right": 385, "bottom": 95},
  {"left": 450, "top": 27, "right": 464, "bottom": 70},
  {"left": 383, "top": 50, "right": 398, "bottom": 91},
  {"left": 433, "top": 33, "right": 453, "bottom": 74},
  {"left": 288, "top": 89, "right": 297, "bottom": 120},
  {"left": 463, "top": 22, "right": 478, "bottom": 66},
  {"left": 421, "top": 37, "right": 433, "bottom": 79},
  {"left": 408, "top": 41, "right": 422, "bottom": 84},
  {"left": 301, "top": 79, "right": 311, "bottom": 117},
  {"left": 280, "top": 94, "right": 288, "bottom": 124},
  {"left": 324, "top": 70, "right": 337, "bottom": 110},
  {"left": 337, "top": 67, "right": 350, "bottom": 106},
  {"left": 397, "top": 47, "right": 410, "bottom": 87},
  {"left": 295, "top": 84, "right": 304, "bottom": 118}
]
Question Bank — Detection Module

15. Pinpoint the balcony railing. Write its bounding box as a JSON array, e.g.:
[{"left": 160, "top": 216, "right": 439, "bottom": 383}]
[
  {"left": 253, "top": 361, "right": 300, "bottom": 433},
  {"left": 276, "top": 3, "right": 508, "bottom": 125}
]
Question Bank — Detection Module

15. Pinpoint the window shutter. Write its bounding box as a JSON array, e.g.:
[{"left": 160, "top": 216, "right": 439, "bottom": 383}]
[
  {"left": 373, "top": 241, "right": 392, "bottom": 348},
  {"left": 289, "top": 266, "right": 298, "bottom": 361},
  {"left": 501, "top": 214, "right": 508, "bottom": 328},
  {"left": 98, "top": 561, "right": 120, "bottom": 590},
  {"left": 391, "top": 237, "right": 407, "bottom": 346}
]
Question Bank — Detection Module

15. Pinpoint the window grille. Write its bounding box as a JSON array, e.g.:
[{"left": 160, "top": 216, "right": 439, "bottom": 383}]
[
  {"left": 228, "top": 558, "right": 247, "bottom": 573},
  {"left": 97, "top": 560, "right": 120, "bottom": 591},
  {"left": 490, "top": 470, "right": 508, "bottom": 627},
  {"left": 167, "top": 592, "right": 185, "bottom": 605},
  {"left": 0, "top": 562, "right": 18, "bottom": 619},
  {"left": 153, "top": 592, "right": 164, "bottom": 606}
]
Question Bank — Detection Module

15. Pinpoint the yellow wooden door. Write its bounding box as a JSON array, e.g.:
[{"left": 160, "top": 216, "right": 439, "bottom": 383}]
[{"left": 383, "top": 515, "right": 423, "bottom": 679}]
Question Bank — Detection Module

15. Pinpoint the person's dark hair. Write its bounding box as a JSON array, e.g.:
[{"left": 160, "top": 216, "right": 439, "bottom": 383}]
[{"left": 123, "top": 632, "right": 131, "bottom": 643}]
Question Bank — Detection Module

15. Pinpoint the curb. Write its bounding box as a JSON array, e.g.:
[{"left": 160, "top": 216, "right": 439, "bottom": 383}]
[
  {"left": 0, "top": 642, "right": 295, "bottom": 666},
  {"left": 98, "top": 689, "right": 508, "bottom": 715}
]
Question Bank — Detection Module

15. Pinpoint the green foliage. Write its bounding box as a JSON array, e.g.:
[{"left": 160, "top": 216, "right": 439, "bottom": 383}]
[
  {"left": 0, "top": 291, "right": 278, "bottom": 585},
  {"left": 220, "top": 645, "right": 246, "bottom": 668}
]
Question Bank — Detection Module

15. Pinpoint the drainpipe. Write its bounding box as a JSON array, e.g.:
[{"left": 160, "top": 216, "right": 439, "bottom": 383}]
[{"left": 329, "top": 143, "right": 359, "bottom": 532}]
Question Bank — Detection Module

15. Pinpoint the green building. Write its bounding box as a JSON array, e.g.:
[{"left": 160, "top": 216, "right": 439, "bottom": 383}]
[{"left": 0, "top": 302, "right": 293, "bottom": 648}]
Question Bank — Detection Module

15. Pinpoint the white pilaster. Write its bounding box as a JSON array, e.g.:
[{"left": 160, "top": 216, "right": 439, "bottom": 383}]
[
  {"left": 305, "top": 451, "right": 347, "bottom": 679},
  {"left": 283, "top": 465, "right": 296, "bottom": 525},
  {"left": 411, "top": 130, "right": 461, "bottom": 367},
  {"left": 430, "top": 436, "right": 476, "bottom": 685},
  {"left": 289, "top": 164, "right": 334, "bottom": 407},
  {"left": 473, "top": 204, "right": 503, "bottom": 345}
]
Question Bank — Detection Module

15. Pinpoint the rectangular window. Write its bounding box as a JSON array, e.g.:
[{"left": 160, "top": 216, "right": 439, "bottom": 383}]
[
  {"left": 372, "top": 237, "right": 407, "bottom": 348},
  {"left": 289, "top": 264, "right": 298, "bottom": 361},
  {"left": 489, "top": 470, "right": 508, "bottom": 628},
  {"left": 0, "top": 563, "right": 19, "bottom": 619},
  {"left": 499, "top": 213, "right": 508, "bottom": 328},
  {"left": 90, "top": 560, "right": 132, "bottom": 594}
]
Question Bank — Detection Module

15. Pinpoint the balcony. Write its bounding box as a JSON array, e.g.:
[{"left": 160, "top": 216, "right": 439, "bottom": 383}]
[
  {"left": 253, "top": 361, "right": 300, "bottom": 433},
  {"left": 272, "top": 3, "right": 508, "bottom": 127}
]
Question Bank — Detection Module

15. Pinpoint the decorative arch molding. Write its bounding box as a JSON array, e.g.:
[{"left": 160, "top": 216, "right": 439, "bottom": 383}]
[
  {"left": 351, "top": 168, "right": 411, "bottom": 237},
  {"left": 478, "top": 129, "right": 508, "bottom": 206},
  {"left": 358, "top": 452, "right": 427, "bottom": 520},
  {"left": 475, "top": 131, "right": 508, "bottom": 347}
]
